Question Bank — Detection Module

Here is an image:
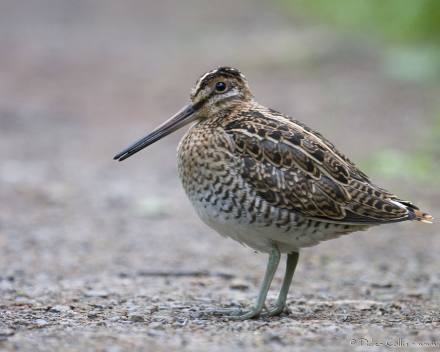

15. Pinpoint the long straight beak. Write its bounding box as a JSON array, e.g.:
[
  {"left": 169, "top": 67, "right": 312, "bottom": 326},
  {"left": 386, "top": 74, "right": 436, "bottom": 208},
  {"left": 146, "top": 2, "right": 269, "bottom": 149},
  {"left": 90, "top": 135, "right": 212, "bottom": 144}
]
[{"left": 114, "top": 103, "right": 196, "bottom": 161}]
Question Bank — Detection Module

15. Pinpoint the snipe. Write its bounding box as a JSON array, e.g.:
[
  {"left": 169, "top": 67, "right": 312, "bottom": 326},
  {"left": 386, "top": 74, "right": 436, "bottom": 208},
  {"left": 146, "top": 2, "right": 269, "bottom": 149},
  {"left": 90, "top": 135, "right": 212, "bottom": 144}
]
[{"left": 114, "top": 67, "right": 433, "bottom": 320}]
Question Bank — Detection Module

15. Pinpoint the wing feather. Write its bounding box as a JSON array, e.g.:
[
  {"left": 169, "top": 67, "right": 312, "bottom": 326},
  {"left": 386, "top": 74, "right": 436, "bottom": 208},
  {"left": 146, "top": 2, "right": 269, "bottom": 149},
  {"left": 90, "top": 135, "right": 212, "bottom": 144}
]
[{"left": 224, "top": 107, "right": 429, "bottom": 224}]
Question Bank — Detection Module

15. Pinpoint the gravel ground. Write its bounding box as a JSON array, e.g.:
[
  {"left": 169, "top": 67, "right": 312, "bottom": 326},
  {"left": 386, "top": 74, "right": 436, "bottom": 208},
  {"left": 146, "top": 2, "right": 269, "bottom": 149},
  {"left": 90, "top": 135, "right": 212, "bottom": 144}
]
[{"left": 0, "top": 1, "right": 439, "bottom": 351}]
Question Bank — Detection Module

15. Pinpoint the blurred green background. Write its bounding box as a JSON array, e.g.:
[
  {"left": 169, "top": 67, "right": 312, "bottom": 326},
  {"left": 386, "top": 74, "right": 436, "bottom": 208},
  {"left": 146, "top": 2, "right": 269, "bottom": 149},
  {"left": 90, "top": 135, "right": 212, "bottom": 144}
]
[{"left": 279, "top": 0, "right": 440, "bottom": 183}]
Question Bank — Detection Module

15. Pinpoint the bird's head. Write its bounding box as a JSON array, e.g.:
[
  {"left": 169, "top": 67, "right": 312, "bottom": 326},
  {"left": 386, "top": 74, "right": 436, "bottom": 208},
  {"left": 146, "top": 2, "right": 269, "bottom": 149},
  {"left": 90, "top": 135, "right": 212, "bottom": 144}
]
[
  {"left": 114, "top": 67, "right": 253, "bottom": 161},
  {"left": 190, "top": 67, "right": 253, "bottom": 117}
]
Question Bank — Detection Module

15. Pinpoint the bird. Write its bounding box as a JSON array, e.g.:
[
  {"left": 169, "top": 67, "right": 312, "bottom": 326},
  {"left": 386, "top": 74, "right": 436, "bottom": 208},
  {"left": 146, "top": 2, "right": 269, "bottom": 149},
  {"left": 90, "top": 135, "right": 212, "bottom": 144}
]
[{"left": 114, "top": 67, "right": 433, "bottom": 320}]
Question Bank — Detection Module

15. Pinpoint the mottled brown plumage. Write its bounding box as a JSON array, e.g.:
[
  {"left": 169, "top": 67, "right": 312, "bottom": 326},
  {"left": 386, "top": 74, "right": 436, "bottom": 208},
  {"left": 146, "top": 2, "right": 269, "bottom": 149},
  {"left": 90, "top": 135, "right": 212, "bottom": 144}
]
[
  {"left": 115, "top": 67, "right": 433, "bottom": 320},
  {"left": 220, "top": 103, "right": 429, "bottom": 224}
]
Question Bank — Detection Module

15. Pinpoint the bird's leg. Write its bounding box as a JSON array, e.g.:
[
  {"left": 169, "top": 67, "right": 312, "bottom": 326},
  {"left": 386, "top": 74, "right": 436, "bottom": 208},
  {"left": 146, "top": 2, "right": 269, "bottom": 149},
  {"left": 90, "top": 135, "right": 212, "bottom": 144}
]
[
  {"left": 261, "top": 251, "right": 299, "bottom": 317},
  {"left": 199, "top": 245, "right": 280, "bottom": 319},
  {"left": 226, "top": 244, "right": 281, "bottom": 320}
]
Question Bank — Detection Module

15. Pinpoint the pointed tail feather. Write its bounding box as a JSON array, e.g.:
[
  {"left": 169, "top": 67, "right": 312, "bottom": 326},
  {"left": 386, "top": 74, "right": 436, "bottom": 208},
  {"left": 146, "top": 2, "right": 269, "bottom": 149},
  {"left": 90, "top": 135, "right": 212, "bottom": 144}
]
[{"left": 411, "top": 208, "right": 434, "bottom": 224}]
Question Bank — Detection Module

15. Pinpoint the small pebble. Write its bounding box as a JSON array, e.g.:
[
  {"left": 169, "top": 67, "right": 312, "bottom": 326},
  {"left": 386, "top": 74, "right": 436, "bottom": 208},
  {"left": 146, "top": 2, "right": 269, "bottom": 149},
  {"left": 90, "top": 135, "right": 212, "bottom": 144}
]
[
  {"left": 84, "top": 290, "right": 109, "bottom": 298},
  {"left": 50, "top": 305, "right": 71, "bottom": 313},
  {"left": 0, "top": 329, "right": 14, "bottom": 337},
  {"left": 35, "top": 319, "right": 48, "bottom": 326},
  {"left": 130, "top": 314, "right": 145, "bottom": 322},
  {"left": 149, "top": 322, "right": 165, "bottom": 330},
  {"left": 148, "top": 330, "right": 166, "bottom": 337},
  {"left": 230, "top": 279, "right": 249, "bottom": 291},
  {"left": 265, "top": 331, "right": 281, "bottom": 343}
]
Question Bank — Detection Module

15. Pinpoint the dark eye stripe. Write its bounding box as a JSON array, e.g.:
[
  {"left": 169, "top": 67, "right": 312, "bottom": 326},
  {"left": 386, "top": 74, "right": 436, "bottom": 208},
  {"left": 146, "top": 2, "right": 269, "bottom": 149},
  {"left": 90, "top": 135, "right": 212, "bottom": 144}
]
[{"left": 192, "top": 83, "right": 232, "bottom": 111}]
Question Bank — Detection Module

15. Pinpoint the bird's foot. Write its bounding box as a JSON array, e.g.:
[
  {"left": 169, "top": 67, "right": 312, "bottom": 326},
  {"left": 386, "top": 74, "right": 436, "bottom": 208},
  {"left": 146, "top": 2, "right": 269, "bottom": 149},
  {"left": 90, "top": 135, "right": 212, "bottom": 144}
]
[
  {"left": 259, "top": 303, "right": 291, "bottom": 317},
  {"left": 198, "top": 307, "right": 251, "bottom": 317},
  {"left": 227, "top": 306, "right": 265, "bottom": 320},
  {"left": 199, "top": 304, "right": 277, "bottom": 320},
  {"left": 199, "top": 307, "right": 264, "bottom": 320},
  {"left": 199, "top": 303, "right": 290, "bottom": 319}
]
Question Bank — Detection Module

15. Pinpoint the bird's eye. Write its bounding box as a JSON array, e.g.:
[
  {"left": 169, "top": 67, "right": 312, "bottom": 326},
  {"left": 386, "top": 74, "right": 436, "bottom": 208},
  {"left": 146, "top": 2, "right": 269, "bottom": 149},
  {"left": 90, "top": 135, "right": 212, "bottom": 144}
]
[{"left": 215, "top": 82, "right": 227, "bottom": 92}]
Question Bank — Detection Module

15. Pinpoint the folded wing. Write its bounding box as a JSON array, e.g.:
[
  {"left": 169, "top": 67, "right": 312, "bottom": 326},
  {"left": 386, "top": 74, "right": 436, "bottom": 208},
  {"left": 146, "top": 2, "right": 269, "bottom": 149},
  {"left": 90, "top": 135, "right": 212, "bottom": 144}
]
[{"left": 224, "top": 107, "right": 433, "bottom": 225}]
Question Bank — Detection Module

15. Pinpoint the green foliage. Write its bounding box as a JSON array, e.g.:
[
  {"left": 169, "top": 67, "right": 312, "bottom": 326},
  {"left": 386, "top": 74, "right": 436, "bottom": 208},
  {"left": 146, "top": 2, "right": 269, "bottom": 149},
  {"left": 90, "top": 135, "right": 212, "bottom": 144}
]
[
  {"left": 384, "top": 46, "right": 440, "bottom": 82},
  {"left": 365, "top": 149, "right": 434, "bottom": 181},
  {"left": 361, "top": 109, "right": 440, "bottom": 184},
  {"left": 281, "top": 0, "right": 440, "bottom": 45},
  {"left": 280, "top": 0, "right": 440, "bottom": 186},
  {"left": 279, "top": 0, "right": 440, "bottom": 81}
]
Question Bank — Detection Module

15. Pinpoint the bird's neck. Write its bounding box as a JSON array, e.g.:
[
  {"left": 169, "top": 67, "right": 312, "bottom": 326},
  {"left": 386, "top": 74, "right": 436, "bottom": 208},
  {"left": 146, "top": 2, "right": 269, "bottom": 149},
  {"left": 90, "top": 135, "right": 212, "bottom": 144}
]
[{"left": 201, "top": 100, "right": 257, "bottom": 127}]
